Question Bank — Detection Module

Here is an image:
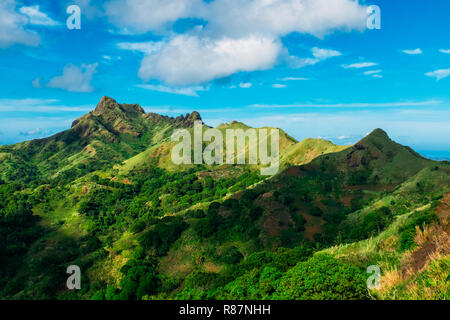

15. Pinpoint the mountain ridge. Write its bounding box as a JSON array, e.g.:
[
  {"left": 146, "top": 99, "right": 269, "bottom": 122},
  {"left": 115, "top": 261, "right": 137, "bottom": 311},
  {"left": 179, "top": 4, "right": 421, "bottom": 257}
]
[{"left": 0, "top": 97, "right": 448, "bottom": 301}]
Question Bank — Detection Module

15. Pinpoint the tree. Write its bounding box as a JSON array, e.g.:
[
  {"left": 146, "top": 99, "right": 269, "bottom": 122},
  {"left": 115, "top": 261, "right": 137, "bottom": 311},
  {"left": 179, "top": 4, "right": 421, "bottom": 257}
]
[{"left": 275, "top": 254, "right": 368, "bottom": 300}]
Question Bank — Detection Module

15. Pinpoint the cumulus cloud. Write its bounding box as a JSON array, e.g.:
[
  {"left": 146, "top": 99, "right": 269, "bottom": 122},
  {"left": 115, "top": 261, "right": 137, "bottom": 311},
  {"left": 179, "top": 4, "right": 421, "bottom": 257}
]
[
  {"left": 105, "top": 0, "right": 367, "bottom": 37},
  {"left": 107, "top": 0, "right": 368, "bottom": 85},
  {"left": 402, "top": 48, "right": 423, "bottom": 55},
  {"left": 439, "top": 49, "right": 450, "bottom": 54},
  {"left": 19, "top": 5, "right": 59, "bottom": 26},
  {"left": 138, "top": 35, "right": 281, "bottom": 86},
  {"left": 47, "top": 63, "right": 98, "bottom": 92},
  {"left": 0, "top": 0, "right": 40, "bottom": 48},
  {"left": 425, "top": 69, "right": 450, "bottom": 81},
  {"left": 137, "top": 84, "right": 208, "bottom": 97},
  {"left": 343, "top": 62, "right": 377, "bottom": 69},
  {"left": 105, "top": 0, "right": 204, "bottom": 34},
  {"left": 272, "top": 84, "right": 287, "bottom": 88},
  {"left": 202, "top": 0, "right": 367, "bottom": 38}
]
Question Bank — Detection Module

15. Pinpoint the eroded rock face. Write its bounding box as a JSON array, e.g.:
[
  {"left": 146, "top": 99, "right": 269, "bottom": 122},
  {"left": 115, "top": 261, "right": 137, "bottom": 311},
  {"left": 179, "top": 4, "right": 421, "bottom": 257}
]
[
  {"left": 145, "top": 110, "right": 203, "bottom": 128},
  {"left": 71, "top": 96, "right": 146, "bottom": 138},
  {"left": 70, "top": 96, "right": 205, "bottom": 142},
  {"left": 92, "top": 96, "right": 144, "bottom": 123},
  {"left": 178, "top": 111, "right": 203, "bottom": 127}
]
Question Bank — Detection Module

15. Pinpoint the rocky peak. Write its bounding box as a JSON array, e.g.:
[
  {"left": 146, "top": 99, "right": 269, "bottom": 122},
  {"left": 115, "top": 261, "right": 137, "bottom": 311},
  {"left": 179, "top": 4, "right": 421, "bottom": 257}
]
[
  {"left": 92, "top": 96, "right": 144, "bottom": 119},
  {"left": 71, "top": 96, "right": 145, "bottom": 138},
  {"left": 174, "top": 111, "right": 203, "bottom": 127}
]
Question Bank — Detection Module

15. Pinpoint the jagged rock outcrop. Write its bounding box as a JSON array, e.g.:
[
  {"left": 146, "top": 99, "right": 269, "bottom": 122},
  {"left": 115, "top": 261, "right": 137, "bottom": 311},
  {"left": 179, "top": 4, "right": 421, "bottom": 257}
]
[{"left": 145, "top": 110, "right": 203, "bottom": 128}]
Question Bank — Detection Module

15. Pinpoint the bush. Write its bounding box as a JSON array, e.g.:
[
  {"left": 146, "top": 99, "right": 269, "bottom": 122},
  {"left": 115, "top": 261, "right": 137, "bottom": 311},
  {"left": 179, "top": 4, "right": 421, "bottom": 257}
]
[
  {"left": 110, "top": 259, "right": 160, "bottom": 300},
  {"left": 218, "top": 246, "right": 244, "bottom": 264},
  {"left": 275, "top": 254, "right": 368, "bottom": 300},
  {"left": 185, "top": 209, "right": 206, "bottom": 219},
  {"left": 139, "top": 217, "right": 187, "bottom": 256}
]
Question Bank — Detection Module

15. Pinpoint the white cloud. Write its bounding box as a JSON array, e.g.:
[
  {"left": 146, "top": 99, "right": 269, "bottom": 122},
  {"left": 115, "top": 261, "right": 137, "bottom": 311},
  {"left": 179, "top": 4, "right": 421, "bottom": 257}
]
[
  {"left": 312, "top": 47, "right": 342, "bottom": 60},
  {"left": 372, "top": 74, "right": 383, "bottom": 78},
  {"left": 203, "top": 0, "right": 367, "bottom": 38},
  {"left": 106, "top": 0, "right": 368, "bottom": 85},
  {"left": 117, "top": 41, "right": 165, "bottom": 54},
  {"left": 0, "top": 98, "right": 91, "bottom": 112},
  {"left": 47, "top": 63, "right": 98, "bottom": 92},
  {"left": 239, "top": 82, "right": 253, "bottom": 88},
  {"left": 104, "top": 0, "right": 367, "bottom": 37},
  {"left": 0, "top": 0, "right": 40, "bottom": 48},
  {"left": 138, "top": 35, "right": 281, "bottom": 86},
  {"left": 137, "top": 84, "right": 208, "bottom": 97},
  {"left": 290, "top": 47, "right": 341, "bottom": 68},
  {"left": 343, "top": 62, "right": 377, "bottom": 69},
  {"left": 0, "top": 116, "right": 82, "bottom": 144},
  {"left": 105, "top": 0, "right": 204, "bottom": 34},
  {"left": 402, "top": 48, "right": 422, "bottom": 55},
  {"left": 363, "top": 70, "right": 381, "bottom": 75},
  {"left": 19, "top": 5, "right": 59, "bottom": 26},
  {"left": 272, "top": 84, "right": 287, "bottom": 88},
  {"left": 425, "top": 69, "right": 450, "bottom": 81},
  {"left": 279, "top": 77, "right": 309, "bottom": 81},
  {"left": 439, "top": 49, "right": 450, "bottom": 54},
  {"left": 20, "top": 128, "right": 42, "bottom": 136},
  {"left": 251, "top": 100, "right": 441, "bottom": 108}
]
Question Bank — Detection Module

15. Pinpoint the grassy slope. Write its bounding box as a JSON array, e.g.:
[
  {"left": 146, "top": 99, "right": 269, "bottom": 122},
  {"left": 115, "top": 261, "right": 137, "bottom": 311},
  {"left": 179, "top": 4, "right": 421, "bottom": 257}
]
[
  {"left": 116, "top": 120, "right": 346, "bottom": 176},
  {"left": 323, "top": 163, "right": 450, "bottom": 299},
  {"left": 1, "top": 98, "right": 448, "bottom": 300}
]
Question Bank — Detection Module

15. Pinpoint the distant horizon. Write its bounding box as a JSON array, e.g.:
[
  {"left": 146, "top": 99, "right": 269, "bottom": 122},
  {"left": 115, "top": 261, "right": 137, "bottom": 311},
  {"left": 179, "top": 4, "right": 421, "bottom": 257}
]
[{"left": 1, "top": 96, "right": 448, "bottom": 162}]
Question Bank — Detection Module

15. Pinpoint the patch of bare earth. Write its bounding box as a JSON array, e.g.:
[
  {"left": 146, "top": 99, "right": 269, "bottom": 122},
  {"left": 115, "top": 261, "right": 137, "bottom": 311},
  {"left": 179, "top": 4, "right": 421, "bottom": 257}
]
[
  {"left": 344, "top": 184, "right": 396, "bottom": 192},
  {"left": 377, "top": 193, "right": 450, "bottom": 295},
  {"left": 159, "top": 244, "right": 195, "bottom": 278},
  {"left": 300, "top": 212, "right": 323, "bottom": 241},
  {"left": 256, "top": 194, "right": 292, "bottom": 237},
  {"left": 401, "top": 192, "right": 450, "bottom": 277},
  {"left": 285, "top": 166, "right": 301, "bottom": 177},
  {"left": 82, "top": 186, "right": 89, "bottom": 194},
  {"left": 197, "top": 166, "right": 244, "bottom": 180}
]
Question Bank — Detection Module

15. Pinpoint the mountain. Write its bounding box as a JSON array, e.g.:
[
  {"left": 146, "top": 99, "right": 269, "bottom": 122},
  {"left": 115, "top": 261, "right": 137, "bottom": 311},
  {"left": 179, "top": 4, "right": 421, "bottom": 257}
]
[
  {"left": 0, "top": 97, "right": 448, "bottom": 301},
  {"left": 281, "top": 128, "right": 432, "bottom": 185},
  {"left": 0, "top": 97, "right": 203, "bottom": 183}
]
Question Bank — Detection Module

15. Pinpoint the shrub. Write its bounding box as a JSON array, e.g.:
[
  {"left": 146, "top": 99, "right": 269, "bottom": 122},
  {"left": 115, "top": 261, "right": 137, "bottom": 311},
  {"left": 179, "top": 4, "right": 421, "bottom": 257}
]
[
  {"left": 219, "top": 246, "right": 244, "bottom": 264},
  {"left": 275, "top": 254, "right": 368, "bottom": 300}
]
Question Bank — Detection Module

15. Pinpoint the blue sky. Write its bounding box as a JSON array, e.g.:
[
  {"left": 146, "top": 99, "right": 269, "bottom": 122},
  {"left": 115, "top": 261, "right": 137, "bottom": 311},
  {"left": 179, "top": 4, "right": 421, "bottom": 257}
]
[{"left": 0, "top": 0, "right": 449, "bottom": 159}]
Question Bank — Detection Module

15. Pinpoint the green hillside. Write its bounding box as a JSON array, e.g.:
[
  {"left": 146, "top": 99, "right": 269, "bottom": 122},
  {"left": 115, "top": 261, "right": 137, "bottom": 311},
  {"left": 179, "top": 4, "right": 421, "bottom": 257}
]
[{"left": 0, "top": 97, "right": 448, "bottom": 300}]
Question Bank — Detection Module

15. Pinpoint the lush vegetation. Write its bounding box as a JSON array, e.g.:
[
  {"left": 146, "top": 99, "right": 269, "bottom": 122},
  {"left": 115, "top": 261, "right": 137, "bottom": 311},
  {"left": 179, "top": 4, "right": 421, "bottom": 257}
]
[{"left": 0, "top": 98, "right": 448, "bottom": 300}]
